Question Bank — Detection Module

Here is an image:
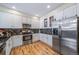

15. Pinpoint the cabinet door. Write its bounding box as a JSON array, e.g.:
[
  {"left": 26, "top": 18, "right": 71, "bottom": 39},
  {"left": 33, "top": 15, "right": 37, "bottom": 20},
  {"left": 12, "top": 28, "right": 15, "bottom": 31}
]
[
  {"left": 41, "top": 34, "right": 45, "bottom": 42},
  {"left": 77, "top": 4, "right": 79, "bottom": 16},
  {"left": 12, "top": 36, "right": 22, "bottom": 48},
  {"left": 33, "top": 34, "right": 36, "bottom": 41},
  {"left": 39, "top": 34, "right": 46, "bottom": 43},
  {"left": 22, "top": 17, "right": 28, "bottom": 24},
  {"left": 33, "top": 34, "right": 40, "bottom": 42},
  {"left": 39, "top": 33, "right": 41, "bottom": 39},
  {"left": 6, "top": 40, "right": 10, "bottom": 55},
  {"left": 5, "top": 38, "right": 12, "bottom": 55},
  {"left": 31, "top": 19, "right": 40, "bottom": 28},
  {"left": 54, "top": 11, "right": 63, "bottom": 20},
  {"left": 22, "top": 17, "right": 31, "bottom": 24},
  {"left": 36, "top": 33, "right": 40, "bottom": 40},
  {"left": 0, "top": 12, "right": 22, "bottom": 28},
  {"left": 40, "top": 33, "right": 42, "bottom": 40},
  {"left": 40, "top": 34, "right": 47, "bottom": 43},
  {"left": 44, "top": 34, "right": 48, "bottom": 44},
  {"left": 40, "top": 19, "right": 44, "bottom": 28},
  {"left": 0, "top": 12, "right": 10, "bottom": 28},
  {"left": 42, "top": 34, "right": 52, "bottom": 47},
  {"left": 47, "top": 35, "right": 52, "bottom": 47},
  {"left": 64, "top": 5, "right": 76, "bottom": 18},
  {"left": 9, "top": 14, "right": 22, "bottom": 28}
]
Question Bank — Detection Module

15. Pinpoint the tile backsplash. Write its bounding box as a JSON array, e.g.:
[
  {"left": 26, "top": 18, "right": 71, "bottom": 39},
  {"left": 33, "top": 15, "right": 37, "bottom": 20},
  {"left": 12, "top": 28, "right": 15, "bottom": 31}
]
[
  {"left": 0, "top": 28, "right": 52, "bottom": 35},
  {"left": 40, "top": 28, "right": 52, "bottom": 35}
]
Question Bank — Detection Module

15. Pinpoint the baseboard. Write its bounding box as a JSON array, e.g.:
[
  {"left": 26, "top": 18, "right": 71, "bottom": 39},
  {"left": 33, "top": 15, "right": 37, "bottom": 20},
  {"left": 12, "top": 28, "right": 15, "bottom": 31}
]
[{"left": 33, "top": 40, "right": 40, "bottom": 43}]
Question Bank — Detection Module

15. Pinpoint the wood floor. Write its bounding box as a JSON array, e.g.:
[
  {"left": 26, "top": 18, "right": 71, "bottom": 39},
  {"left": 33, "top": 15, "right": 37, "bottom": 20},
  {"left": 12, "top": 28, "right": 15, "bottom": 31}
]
[{"left": 10, "top": 41, "right": 59, "bottom": 55}]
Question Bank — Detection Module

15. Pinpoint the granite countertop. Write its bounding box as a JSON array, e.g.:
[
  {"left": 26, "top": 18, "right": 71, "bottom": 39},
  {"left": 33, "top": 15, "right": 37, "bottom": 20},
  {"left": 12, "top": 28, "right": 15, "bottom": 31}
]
[
  {"left": 0, "top": 43, "right": 3, "bottom": 47},
  {"left": 0, "top": 37, "right": 10, "bottom": 46},
  {"left": 23, "top": 34, "right": 32, "bottom": 36},
  {"left": 0, "top": 37, "right": 10, "bottom": 42}
]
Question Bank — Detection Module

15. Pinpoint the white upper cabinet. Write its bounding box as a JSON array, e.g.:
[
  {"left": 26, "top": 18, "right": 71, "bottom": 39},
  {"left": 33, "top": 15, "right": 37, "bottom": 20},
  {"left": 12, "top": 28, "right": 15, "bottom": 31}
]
[
  {"left": 0, "top": 12, "right": 10, "bottom": 28},
  {"left": 77, "top": 4, "right": 79, "bottom": 16},
  {"left": 0, "top": 12, "right": 22, "bottom": 28},
  {"left": 63, "top": 5, "right": 76, "bottom": 18},
  {"left": 31, "top": 18, "right": 40, "bottom": 28},
  {"left": 53, "top": 11, "right": 63, "bottom": 28},
  {"left": 54, "top": 11, "right": 63, "bottom": 20},
  {"left": 22, "top": 17, "right": 27, "bottom": 23},
  {"left": 11, "top": 14, "right": 22, "bottom": 28},
  {"left": 40, "top": 19, "right": 44, "bottom": 28},
  {"left": 22, "top": 17, "right": 31, "bottom": 24}
]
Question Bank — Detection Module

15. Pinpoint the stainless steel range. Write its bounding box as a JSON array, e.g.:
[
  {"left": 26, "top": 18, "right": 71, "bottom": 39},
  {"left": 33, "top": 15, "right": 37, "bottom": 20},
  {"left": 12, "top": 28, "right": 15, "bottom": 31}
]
[
  {"left": 22, "top": 29, "right": 33, "bottom": 45},
  {"left": 23, "top": 34, "right": 32, "bottom": 45}
]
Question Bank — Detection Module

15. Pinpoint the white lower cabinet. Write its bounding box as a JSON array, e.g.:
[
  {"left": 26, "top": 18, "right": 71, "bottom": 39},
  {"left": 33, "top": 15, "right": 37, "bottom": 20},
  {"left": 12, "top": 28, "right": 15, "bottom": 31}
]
[
  {"left": 44, "top": 34, "right": 48, "bottom": 44},
  {"left": 40, "top": 34, "right": 47, "bottom": 43},
  {"left": 47, "top": 35, "right": 52, "bottom": 47},
  {"left": 12, "top": 35, "right": 23, "bottom": 48},
  {"left": 5, "top": 35, "right": 23, "bottom": 55},
  {"left": 33, "top": 33, "right": 40, "bottom": 42},
  {"left": 40, "top": 33, "right": 52, "bottom": 47},
  {"left": 5, "top": 37, "right": 13, "bottom": 55}
]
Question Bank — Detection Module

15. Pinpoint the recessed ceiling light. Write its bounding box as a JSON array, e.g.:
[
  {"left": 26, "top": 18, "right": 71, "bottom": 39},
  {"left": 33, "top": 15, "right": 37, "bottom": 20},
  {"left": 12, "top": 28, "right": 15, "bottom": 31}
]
[
  {"left": 33, "top": 16, "right": 38, "bottom": 19},
  {"left": 47, "top": 5, "right": 51, "bottom": 8},
  {"left": 35, "top": 14, "right": 39, "bottom": 16},
  {"left": 12, "top": 6, "right": 16, "bottom": 9}
]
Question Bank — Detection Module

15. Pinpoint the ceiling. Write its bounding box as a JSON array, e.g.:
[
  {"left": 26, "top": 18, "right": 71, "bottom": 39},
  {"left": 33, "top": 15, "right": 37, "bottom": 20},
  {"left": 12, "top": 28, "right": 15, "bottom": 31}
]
[{"left": 1, "top": 3, "right": 64, "bottom": 17}]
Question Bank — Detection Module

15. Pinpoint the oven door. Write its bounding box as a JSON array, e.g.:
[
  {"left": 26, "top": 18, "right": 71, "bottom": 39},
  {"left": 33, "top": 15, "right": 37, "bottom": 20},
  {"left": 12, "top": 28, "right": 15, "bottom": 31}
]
[{"left": 23, "top": 35, "right": 32, "bottom": 44}]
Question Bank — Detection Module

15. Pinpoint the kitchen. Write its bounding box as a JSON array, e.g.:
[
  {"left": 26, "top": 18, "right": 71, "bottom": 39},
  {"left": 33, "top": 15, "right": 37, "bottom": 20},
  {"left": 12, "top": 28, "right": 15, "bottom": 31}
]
[{"left": 0, "top": 3, "right": 79, "bottom": 55}]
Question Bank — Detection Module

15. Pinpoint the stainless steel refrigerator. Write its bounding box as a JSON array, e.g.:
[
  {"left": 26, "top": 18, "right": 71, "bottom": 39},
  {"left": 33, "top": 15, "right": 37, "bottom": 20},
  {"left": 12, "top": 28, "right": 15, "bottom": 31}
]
[{"left": 53, "top": 16, "right": 79, "bottom": 55}]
